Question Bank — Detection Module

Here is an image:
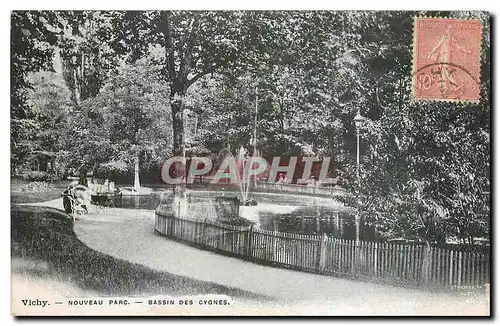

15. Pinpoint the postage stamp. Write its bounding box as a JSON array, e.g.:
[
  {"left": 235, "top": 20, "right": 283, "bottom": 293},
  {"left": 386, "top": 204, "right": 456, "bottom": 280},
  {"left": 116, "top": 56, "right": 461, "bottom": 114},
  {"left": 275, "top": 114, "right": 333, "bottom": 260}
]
[{"left": 412, "top": 17, "right": 482, "bottom": 102}]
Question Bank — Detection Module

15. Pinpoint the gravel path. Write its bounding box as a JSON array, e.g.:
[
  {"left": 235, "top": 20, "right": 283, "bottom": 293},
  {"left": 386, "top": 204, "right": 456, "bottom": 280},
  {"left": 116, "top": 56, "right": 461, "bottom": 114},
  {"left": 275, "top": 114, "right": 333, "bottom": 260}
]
[{"left": 25, "top": 199, "right": 489, "bottom": 315}]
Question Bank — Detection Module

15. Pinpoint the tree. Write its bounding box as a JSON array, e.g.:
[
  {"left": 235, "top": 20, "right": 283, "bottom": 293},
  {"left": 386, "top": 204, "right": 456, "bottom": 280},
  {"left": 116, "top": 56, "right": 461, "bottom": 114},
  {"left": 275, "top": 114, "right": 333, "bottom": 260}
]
[
  {"left": 113, "top": 11, "right": 280, "bottom": 194},
  {"left": 190, "top": 12, "right": 375, "bottom": 162},
  {"left": 24, "top": 71, "right": 73, "bottom": 173},
  {"left": 11, "top": 11, "right": 120, "bottom": 180},
  {"left": 11, "top": 11, "right": 59, "bottom": 172},
  {"left": 49, "top": 11, "right": 123, "bottom": 183},
  {"left": 85, "top": 59, "right": 171, "bottom": 189},
  {"left": 335, "top": 11, "right": 490, "bottom": 244},
  {"left": 57, "top": 11, "right": 119, "bottom": 107}
]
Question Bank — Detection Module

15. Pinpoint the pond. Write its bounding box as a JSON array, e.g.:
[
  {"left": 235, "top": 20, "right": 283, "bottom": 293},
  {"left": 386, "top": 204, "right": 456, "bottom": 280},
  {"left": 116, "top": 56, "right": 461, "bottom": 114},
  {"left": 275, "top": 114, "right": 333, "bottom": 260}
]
[{"left": 110, "top": 190, "right": 377, "bottom": 240}]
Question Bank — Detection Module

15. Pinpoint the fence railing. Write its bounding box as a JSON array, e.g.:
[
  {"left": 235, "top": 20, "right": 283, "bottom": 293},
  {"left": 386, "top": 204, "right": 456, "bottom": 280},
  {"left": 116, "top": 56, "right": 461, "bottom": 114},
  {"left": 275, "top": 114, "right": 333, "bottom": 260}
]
[
  {"left": 254, "top": 181, "right": 346, "bottom": 197},
  {"left": 155, "top": 211, "right": 490, "bottom": 290}
]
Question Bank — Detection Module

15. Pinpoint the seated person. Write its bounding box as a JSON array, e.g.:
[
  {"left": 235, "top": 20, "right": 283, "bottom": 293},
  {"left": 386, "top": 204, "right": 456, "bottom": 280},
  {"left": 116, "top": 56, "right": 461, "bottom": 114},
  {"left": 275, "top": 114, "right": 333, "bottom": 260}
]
[
  {"left": 73, "top": 185, "right": 90, "bottom": 213},
  {"left": 62, "top": 186, "right": 74, "bottom": 214},
  {"left": 63, "top": 183, "right": 90, "bottom": 214}
]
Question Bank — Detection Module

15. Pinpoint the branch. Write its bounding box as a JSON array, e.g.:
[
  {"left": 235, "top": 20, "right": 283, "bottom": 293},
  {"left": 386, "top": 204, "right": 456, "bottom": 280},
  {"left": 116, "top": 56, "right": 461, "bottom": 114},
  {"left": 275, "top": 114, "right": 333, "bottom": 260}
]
[
  {"left": 179, "top": 14, "right": 201, "bottom": 86},
  {"left": 375, "top": 76, "right": 390, "bottom": 110},
  {"left": 160, "top": 11, "right": 176, "bottom": 80},
  {"left": 186, "top": 61, "right": 226, "bottom": 88}
]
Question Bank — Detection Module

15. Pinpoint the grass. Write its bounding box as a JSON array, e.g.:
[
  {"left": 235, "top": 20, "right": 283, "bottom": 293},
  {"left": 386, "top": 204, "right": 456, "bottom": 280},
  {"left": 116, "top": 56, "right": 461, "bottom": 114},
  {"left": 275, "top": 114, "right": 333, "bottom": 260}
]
[
  {"left": 11, "top": 205, "right": 265, "bottom": 299},
  {"left": 11, "top": 178, "right": 69, "bottom": 204}
]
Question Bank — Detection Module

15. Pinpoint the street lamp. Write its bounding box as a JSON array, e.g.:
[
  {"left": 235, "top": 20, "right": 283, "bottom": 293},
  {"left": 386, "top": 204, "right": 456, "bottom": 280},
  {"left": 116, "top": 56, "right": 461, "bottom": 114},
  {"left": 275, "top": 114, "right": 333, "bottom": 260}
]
[{"left": 353, "top": 110, "right": 365, "bottom": 244}]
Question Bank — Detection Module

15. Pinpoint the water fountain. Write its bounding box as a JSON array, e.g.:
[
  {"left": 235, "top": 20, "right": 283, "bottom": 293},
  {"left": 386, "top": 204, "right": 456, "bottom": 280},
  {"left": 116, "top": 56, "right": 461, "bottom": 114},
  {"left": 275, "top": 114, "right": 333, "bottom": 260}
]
[
  {"left": 152, "top": 83, "right": 359, "bottom": 237},
  {"left": 212, "top": 84, "right": 260, "bottom": 222}
]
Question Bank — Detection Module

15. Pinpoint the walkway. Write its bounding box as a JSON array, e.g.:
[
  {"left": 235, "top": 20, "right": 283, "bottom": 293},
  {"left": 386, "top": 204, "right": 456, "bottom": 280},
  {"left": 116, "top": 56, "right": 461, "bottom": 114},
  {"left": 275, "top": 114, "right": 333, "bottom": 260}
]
[{"left": 26, "top": 199, "right": 489, "bottom": 315}]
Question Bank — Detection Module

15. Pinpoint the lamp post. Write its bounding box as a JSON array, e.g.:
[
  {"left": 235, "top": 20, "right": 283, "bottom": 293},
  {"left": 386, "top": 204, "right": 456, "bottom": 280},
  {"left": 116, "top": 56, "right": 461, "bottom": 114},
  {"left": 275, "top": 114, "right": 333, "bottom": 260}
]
[{"left": 353, "top": 110, "right": 364, "bottom": 244}]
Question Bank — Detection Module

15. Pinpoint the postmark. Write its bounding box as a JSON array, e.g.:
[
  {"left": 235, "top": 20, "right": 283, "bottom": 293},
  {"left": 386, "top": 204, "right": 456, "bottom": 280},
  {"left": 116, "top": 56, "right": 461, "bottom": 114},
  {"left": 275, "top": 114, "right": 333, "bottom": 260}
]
[{"left": 412, "top": 17, "right": 482, "bottom": 102}]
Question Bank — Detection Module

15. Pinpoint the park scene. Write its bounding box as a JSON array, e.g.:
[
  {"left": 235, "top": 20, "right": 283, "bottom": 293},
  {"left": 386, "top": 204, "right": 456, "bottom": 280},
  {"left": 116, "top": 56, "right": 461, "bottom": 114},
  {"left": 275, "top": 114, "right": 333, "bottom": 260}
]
[{"left": 11, "top": 11, "right": 490, "bottom": 315}]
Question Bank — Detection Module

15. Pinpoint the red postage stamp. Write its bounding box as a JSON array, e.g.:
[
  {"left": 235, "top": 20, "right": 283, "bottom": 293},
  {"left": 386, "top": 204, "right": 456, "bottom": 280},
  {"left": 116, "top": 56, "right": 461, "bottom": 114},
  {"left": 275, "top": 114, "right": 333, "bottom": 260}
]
[{"left": 412, "top": 17, "right": 482, "bottom": 102}]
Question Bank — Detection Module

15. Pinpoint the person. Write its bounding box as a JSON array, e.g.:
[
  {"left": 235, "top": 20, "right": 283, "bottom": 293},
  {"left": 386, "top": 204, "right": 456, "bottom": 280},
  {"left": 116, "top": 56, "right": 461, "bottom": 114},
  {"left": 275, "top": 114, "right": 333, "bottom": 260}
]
[
  {"left": 73, "top": 185, "right": 91, "bottom": 213},
  {"left": 103, "top": 179, "right": 110, "bottom": 193},
  {"left": 88, "top": 179, "right": 98, "bottom": 193},
  {"left": 62, "top": 185, "right": 74, "bottom": 214},
  {"left": 62, "top": 182, "right": 90, "bottom": 214}
]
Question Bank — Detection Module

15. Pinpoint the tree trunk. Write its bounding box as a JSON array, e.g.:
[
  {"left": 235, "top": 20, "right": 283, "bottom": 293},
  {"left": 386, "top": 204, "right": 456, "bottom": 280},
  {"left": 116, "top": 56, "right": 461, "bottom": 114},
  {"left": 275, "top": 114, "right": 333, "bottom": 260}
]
[
  {"left": 79, "top": 168, "right": 88, "bottom": 187},
  {"left": 50, "top": 157, "right": 55, "bottom": 174},
  {"left": 169, "top": 91, "right": 188, "bottom": 218},
  {"left": 134, "top": 154, "right": 140, "bottom": 191},
  {"left": 171, "top": 93, "right": 187, "bottom": 196}
]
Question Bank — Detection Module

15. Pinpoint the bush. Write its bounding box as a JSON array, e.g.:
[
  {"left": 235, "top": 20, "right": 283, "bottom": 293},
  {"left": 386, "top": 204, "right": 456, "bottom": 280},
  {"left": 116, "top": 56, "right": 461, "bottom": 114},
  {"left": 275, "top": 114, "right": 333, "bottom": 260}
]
[
  {"left": 11, "top": 206, "right": 74, "bottom": 237},
  {"left": 16, "top": 181, "right": 56, "bottom": 193},
  {"left": 23, "top": 171, "right": 58, "bottom": 182},
  {"left": 93, "top": 163, "right": 130, "bottom": 183}
]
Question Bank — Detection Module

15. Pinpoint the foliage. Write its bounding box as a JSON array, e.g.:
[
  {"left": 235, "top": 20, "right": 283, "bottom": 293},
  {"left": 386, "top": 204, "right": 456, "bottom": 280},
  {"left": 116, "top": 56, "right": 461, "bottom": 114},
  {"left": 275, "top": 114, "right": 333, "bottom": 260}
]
[
  {"left": 23, "top": 171, "right": 58, "bottom": 182},
  {"left": 334, "top": 11, "right": 490, "bottom": 244},
  {"left": 11, "top": 10, "right": 490, "bottom": 243},
  {"left": 22, "top": 72, "right": 74, "bottom": 175},
  {"left": 67, "top": 59, "right": 172, "bottom": 181},
  {"left": 56, "top": 11, "right": 120, "bottom": 106},
  {"left": 11, "top": 11, "right": 59, "bottom": 170},
  {"left": 13, "top": 181, "right": 56, "bottom": 193},
  {"left": 112, "top": 10, "right": 284, "bottom": 164}
]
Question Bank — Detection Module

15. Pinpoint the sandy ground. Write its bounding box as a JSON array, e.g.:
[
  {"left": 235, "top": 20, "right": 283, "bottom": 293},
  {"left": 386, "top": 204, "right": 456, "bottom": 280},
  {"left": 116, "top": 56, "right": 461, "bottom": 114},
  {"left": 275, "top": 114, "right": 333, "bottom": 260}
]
[{"left": 13, "top": 199, "right": 490, "bottom": 316}]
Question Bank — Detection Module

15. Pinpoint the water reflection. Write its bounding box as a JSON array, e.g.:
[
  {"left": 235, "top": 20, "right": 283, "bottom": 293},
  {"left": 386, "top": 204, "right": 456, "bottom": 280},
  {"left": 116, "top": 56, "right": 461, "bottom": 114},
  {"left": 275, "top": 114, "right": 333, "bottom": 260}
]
[
  {"left": 241, "top": 204, "right": 368, "bottom": 240},
  {"left": 111, "top": 191, "right": 377, "bottom": 240},
  {"left": 115, "top": 194, "right": 161, "bottom": 210}
]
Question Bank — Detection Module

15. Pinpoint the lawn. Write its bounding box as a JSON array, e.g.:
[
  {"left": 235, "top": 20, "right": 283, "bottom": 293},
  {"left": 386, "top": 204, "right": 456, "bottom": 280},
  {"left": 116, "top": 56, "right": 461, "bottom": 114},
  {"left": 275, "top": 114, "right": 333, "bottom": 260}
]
[
  {"left": 11, "top": 178, "right": 69, "bottom": 204},
  {"left": 11, "top": 205, "right": 264, "bottom": 299}
]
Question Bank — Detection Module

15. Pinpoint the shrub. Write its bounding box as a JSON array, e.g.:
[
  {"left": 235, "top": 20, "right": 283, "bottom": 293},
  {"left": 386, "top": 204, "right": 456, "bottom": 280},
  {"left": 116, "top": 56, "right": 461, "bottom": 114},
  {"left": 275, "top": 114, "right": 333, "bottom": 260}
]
[
  {"left": 94, "top": 163, "right": 130, "bottom": 183},
  {"left": 16, "top": 181, "right": 56, "bottom": 193},
  {"left": 23, "top": 171, "right": 58, "bottom": 182}
]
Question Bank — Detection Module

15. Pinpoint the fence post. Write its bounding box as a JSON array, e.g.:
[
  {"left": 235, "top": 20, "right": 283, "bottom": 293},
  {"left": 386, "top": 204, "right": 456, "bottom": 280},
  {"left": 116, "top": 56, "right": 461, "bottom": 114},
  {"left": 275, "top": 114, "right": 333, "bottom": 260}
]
[
  {"left": 317, "top": 233, "right": 328, "bottom": 273},
  {"left": 247, "top": 225, "right": 254, "bottom": 258},
  {"left": 458, "top": 251, "right": 462, "bottom": 288},
  {"left": 449, "top": 250, "right": 454, "bottom": 288},
  {"left": 201, "top": 218, "right": 208, "bottom": 245},
  {"left": 272, "top": 230, "right": 278, "bottom": 262},
  {"left": 421, "top": 242, "right": 431, "bottom": 287},
  {"left": 167, "top": 215, "right": 172, "bottom": 237},
  {"left": 354, "top": 239, "right": 362, "bottom": 276}
]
